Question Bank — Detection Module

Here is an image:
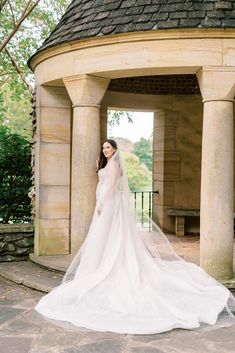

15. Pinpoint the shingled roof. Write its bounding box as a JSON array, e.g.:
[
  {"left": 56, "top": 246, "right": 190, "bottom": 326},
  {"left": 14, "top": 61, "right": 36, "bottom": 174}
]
[{"left": 37, "top": 0, "right": 235, "bottom": 54}]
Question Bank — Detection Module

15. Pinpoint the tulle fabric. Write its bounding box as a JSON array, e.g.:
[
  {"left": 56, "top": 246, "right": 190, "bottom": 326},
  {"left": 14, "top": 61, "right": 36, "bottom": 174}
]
[{"left": 35, "top": 150, "right": 235, "bottom": 334}]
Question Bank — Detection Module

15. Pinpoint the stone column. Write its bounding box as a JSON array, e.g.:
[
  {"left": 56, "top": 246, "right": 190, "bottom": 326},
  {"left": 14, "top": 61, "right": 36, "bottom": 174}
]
[
  {"left": 197, "top": 67, "right": 235, "bottom": 280},
  {"left": 34, "top": 85, "right": 71, "bottom": 256},
  {"left": 63, "top": 74, "right": 110, "bottom": 255},
  {"left": 100, "top": 105, "right": 108, "bottom": 144},
  {"left": 153, "top": 110, "right": 180, "bottom": 233}
]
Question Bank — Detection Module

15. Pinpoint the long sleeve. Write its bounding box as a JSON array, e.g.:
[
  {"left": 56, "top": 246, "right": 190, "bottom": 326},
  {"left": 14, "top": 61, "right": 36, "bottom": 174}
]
[{"left": 97, "top": 160, "right": 120, "bottom": 213}]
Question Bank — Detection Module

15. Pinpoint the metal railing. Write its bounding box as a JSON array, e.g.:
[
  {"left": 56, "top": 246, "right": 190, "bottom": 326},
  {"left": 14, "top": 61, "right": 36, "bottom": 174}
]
[{"left": 132, "top": 190, "right": 159, "bottom": 229}]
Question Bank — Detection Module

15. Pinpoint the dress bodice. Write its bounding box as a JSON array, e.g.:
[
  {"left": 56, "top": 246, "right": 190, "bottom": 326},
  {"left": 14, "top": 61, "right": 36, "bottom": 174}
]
[
  {"left": 96, "top": 164, "right": 121, "bottom": 207},
  {"left": 96, "top": 167, "right": 108, "bottom": 202},
  {"left": 97, "top": 167, "right": 106, "bottom": 182}
]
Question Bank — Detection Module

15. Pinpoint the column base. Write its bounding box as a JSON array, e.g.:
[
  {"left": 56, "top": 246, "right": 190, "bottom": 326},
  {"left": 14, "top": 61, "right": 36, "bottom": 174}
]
[{"left": 220, "top": 276, "right": 235, "bottom": 289}]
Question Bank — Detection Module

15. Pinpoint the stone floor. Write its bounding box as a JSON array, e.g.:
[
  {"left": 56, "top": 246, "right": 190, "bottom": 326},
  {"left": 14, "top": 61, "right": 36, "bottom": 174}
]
[
  {"left": 1, "top": 234, "right": 235, "bottom": 352},
  {"left": 0, "top": 234, "right": 234, "bottom": 294},
  {"left": 30, "top": 233, "right": 235, "bottom": 273},
  {"left": 0, "top": 275, "right": 235, "bottom": 353}
]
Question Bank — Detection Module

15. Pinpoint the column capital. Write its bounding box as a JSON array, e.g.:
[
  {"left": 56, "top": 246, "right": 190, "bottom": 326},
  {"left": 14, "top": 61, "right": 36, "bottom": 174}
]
[
  {"left": 196, "top": 66, "right": 235, "bottom": 103},
  {"left": 63, "top": 74, "right": 110, "bottom": 106}
]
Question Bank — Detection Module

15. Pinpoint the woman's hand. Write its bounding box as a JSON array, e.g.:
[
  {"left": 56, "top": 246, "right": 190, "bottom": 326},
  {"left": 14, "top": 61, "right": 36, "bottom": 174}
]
[
  {"left": 97, "top": 201, "right": 103, "bottom": 216},
  {"left": 96, "top": 156, "right": 99, "bottom": 169}
]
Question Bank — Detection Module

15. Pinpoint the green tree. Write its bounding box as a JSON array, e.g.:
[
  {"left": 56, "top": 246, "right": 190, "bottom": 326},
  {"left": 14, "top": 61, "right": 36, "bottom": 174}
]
[
  {"left": 0, "top": 84, "right": 32, "bottom": 140},
  {"left": 1, "top": 3, "right": 133, "bottom": 137},
  {"left": 122, "top": 152, "right": 152, "bottom": 191},
  {"left": 0, "top": 0, "right": 70, "bottom": 139},
  {"left": 108, "top": 110, "right": 133, "bottom": 135},
  {"left": 0, "top": 0, "right": 70, "bottom": 107},
  {"left": 0, "top": 125, "right": 32, "bottom": 223},
  {"left": 133, "top": 137, "right": 153, "bottom": 172}
]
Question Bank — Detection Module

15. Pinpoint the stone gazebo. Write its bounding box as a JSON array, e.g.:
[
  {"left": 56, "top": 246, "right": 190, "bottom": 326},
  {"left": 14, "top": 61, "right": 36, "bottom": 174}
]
[{"left": 28, "top": 0, "right": 235, "bottom": 282}]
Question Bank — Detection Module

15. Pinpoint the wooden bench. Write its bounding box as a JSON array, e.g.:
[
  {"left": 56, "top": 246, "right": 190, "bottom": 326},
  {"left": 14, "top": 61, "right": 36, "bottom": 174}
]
[
  {"left": 167, "top": 208, "right": 235, "bottom": 236},
  {"left": 167, "top": 208, "right": 200, "bottom": 236}
]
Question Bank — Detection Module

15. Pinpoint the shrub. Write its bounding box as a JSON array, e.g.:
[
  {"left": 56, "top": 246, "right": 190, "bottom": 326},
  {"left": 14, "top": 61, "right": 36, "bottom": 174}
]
[
  {"left": 0, "top": 126, "right": 32, "bottom": 223},
  {"left": 122, "top": 151, "right": 152, "bottom": 191}
]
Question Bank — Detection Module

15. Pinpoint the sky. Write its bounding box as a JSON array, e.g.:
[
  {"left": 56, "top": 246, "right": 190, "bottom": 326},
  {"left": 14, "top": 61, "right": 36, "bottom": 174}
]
[{"left": 108, "top": 111, "right": 153, "bottom": 143}]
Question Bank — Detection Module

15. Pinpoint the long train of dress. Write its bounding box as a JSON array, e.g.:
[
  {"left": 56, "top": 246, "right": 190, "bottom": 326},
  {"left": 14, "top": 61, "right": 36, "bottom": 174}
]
[{"left": 35, "top": 159, "right": 234, "bottom": 334}]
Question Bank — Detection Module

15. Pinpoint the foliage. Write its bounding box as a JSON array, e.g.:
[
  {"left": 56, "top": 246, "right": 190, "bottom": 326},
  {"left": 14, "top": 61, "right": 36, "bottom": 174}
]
[
  {"left": 133, "top": 137, "right": 153, "bottom": 172},
  {"left": 0, "top": 125, "right": 32, "bottom": 223},
  {"left": 122, "top": 151, "right": 152, "bottom": 191},
  {"left": 0, "top": 84, "right": 32, "bottom": 140},
  {"left": 1, "top": 3, "right": 134, "bottom": 138},
  {"left": 108, "top": 110, "right": 133, "bottom": 135},
  {"left": 0, "top": 0, "right": 70, "bottom": 101}
]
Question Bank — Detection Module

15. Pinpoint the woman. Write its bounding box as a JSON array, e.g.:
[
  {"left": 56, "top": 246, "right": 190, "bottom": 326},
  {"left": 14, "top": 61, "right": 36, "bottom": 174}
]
[{"left": 35, "top": 139, "right": 235, "bottom": 334}]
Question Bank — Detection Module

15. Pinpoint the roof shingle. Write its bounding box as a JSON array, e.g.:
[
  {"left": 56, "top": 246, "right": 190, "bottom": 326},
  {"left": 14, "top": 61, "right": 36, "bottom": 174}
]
[{"left": 36, "top": 0, "right": 235, "bottom": 54}]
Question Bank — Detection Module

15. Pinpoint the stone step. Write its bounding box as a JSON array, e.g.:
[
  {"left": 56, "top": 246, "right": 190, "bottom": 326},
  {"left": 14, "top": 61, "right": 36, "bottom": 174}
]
[
  {"left": 0, "top": 256, "right": 234, "bottom": 296},
  {"left": 29, "top": 253, "right": 71, "bottom": 273},
  {"left": 0, "top": 260, "right": 63, "bottom": 293}
]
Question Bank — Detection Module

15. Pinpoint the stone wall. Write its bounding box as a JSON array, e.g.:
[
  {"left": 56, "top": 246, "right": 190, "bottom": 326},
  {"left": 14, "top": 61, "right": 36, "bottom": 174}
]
[
  {"left": 0, "top": 224, "right": 34, "bottom": 262},
  {"left": 108, "top": 75, "right": 200, "bottom": 95},
  {"left": 28, "top": 92, "right": 36, "bottom": 219}
]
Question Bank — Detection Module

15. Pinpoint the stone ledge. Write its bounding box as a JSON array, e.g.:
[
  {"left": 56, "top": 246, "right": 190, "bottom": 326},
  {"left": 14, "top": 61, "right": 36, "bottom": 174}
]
[
  {"left": 0, "top": 258, "right": 234, "bottom": 296},
  {"left": 0, "top": 223, "right": 34, "bottom": 233},
  {"left": 29, "top": 253, "right": 71, "bottom": 273},
  {"left": 0, "top": 261, "right": 62, "bottom": 293}
]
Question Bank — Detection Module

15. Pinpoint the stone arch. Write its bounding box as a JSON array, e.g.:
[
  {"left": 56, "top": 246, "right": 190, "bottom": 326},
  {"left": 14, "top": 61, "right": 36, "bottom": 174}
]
[{"left": 29, "top": 13, "right": 235, "bottom": 281}]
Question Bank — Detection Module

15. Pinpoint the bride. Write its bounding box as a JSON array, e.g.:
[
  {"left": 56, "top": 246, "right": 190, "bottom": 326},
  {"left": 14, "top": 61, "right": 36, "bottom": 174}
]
[{"left": 35, "top": 139, "right": 235, "bottom": 334}]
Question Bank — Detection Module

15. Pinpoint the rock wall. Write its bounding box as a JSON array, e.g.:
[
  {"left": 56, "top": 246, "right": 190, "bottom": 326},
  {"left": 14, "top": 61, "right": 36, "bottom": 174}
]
[{"left": 0, "top": 224, "right": 34, "bottom": 262}]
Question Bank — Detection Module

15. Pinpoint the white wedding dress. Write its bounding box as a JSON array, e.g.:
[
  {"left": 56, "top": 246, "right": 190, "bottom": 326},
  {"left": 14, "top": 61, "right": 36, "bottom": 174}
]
[{"left": 35, "top": 151, "right": 235, "bottom": 334}]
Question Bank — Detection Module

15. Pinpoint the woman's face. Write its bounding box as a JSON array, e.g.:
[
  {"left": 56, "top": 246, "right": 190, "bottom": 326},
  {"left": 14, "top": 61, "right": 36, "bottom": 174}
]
[{"left": 102, "top": 142, "right": 116, "bottom": 159}]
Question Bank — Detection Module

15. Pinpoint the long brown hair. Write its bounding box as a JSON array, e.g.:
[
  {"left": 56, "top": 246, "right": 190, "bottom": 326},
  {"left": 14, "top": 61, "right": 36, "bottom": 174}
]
[{"left": 97, "top": 139, "right": 118, "bottom": 172}]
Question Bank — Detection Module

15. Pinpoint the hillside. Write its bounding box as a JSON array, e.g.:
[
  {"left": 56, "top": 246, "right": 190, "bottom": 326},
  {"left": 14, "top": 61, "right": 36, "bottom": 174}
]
[{"left": 109, "top": 136, "right": 134, "bottom": 153}]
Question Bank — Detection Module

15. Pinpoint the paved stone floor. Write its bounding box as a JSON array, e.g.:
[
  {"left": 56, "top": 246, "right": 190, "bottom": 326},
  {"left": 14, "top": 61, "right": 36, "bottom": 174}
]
[{"left": 0, "top": 276, "right": 235, "bottom": 353}]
